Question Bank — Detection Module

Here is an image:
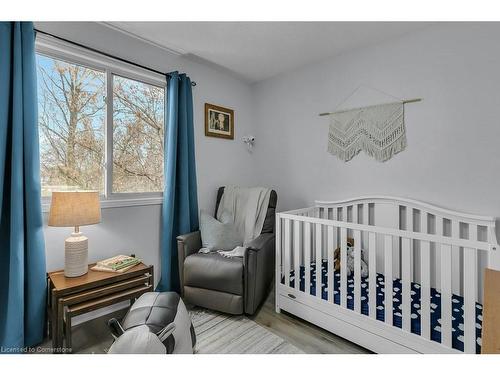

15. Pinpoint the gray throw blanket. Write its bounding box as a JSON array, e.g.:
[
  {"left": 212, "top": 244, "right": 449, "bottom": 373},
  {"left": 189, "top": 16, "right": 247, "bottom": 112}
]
[{"left": 216, "top": 186, "right": 271, "bottom": 257}]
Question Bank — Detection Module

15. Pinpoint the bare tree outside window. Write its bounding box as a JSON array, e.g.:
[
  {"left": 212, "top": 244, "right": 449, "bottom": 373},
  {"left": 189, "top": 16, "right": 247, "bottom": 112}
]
[
  {"left": 37, "top": 55, "right": 105, "bottom": 196},
  {"left": 113, "top": 75, "right": 164, "bottom": 193},
  {"left": 37, "top": 54, "right": 165, "bottom": 198}
]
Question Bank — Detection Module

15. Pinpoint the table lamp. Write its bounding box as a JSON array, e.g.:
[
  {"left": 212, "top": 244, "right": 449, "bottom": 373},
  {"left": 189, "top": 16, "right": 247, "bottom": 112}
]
[{"left": 48, "top": 191, "right": 101, "bottom": 277}]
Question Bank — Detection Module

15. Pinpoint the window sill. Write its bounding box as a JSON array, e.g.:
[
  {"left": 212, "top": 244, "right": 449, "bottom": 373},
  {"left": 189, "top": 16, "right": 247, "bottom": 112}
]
[{"left": 42, "top": 196, "right": 163, "bottom": 213}]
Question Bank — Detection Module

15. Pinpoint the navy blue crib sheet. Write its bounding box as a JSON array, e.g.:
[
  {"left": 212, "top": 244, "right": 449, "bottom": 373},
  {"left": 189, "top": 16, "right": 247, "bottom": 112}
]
[{"left": 284, "top": 261, "right": 483, "bottom": 353}]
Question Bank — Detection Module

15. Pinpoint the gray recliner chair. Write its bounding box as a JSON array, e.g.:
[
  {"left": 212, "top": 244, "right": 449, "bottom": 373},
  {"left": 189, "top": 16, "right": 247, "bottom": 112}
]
[{"left": 177, "top": 187, "right": 277, "bottom": 315}]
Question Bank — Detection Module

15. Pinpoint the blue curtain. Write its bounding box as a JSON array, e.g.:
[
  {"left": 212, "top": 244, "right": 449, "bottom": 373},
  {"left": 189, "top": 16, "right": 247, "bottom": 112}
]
[
  {"left": 158, "top": 72, "right": 199, "bottom": 292},
  {"left": 0, "top": 22, "right": 47, "bottom": 350}
]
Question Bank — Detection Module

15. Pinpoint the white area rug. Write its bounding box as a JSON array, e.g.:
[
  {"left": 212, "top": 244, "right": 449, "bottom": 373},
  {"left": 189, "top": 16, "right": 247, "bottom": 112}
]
[{"left": 189, "top": 308, "right": 303, "bottom": 354}]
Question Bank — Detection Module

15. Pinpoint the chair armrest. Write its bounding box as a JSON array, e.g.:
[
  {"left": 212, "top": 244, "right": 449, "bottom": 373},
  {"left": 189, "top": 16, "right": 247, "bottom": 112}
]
[
  {"left": 247, "top": 232, "right": 275, "bottom": 252},
  {"left": 244, "top": 233, "right": 275, "bottom": 314},
  {"left": 177, "top": 231, "right": 202, "bottom": 296},
  {"left": 177, "top": 231, "right": 202, "bottom": 258}
]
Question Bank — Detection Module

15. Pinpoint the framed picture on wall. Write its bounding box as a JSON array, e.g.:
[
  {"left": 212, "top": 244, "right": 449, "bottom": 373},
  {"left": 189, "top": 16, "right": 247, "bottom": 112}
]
[{"left": 205, "top": 103, "right": 234, "bottom": 139}]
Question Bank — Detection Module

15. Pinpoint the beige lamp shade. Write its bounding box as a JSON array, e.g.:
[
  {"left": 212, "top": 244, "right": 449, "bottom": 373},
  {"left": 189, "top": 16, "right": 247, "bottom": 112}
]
[{"left": 48, "top": 191, "right": 101, "bottom": 227}]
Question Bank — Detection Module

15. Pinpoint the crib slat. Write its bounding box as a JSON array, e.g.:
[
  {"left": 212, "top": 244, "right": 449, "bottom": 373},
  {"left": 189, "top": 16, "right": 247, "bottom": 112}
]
[
  {"left": 284, "top": 219, "right": 291, "bottom": 288},
  {"left": 384, "top": 235, "right": 393, "bottom": 326},
  {"left": 347, "top": 205, "right": 353, "bottom": 239},
  {"left": 463, "top": 249, "right": 477, "bottom": 353},
  {"left": 314, "top": 207, "right": 320, "bottom": 218},
  {"left": 407, "top": 207, "right": 413, "bottom": 231},
  {"left": 463, "top": 226, "right": 477, "bottom": 354},
  {"left": 362, "top": 203, "right": 369, "bottom": 225},
  {"left": 406, "top": 208, "right": 414, "bottom": 281},
  {"left": 332, "top": 220, "right": 338, "bottom": 250},
  {"left": 420, "top": 214, "right": 431, "bottom": 340},
  {"left": 327, "top": 226, "right": 334, "bottom": 303},
  {"left": 440, "top": 243, "right": 452, "bottom": 347},
  {"left": 402, "top": 237, "right": 412, "bottom": 332},
  {"left": 276, "top": 216, "right": 282, "bottom": 289},
  {"left": 353, "top": 204, "right": 358, "bottom": 224},
  {"left": 451, "top": 220, "right": 460, "bottom": 295},
  {"left": 293, "top": 220, "right": 301, "bottom": 291},
  {"left": 316, "top": 223, "right": 322, "bottom": 299},
  {"left": 435, "top": 216, "right": 443, "bottom": 287},
  {"left": 368, "top": 232, "right": 377, "bottom": 319},
  {"left": 304, "top": 222, "right": 311, "bottom": 296},
  {"left": 420, "top": 241, "right": 431, "bottom": 339},
  {"left": 354, "top": 230, "right": 362, "bottom": 314},
  {"left": 341, "top": 227, "right": 348, "bottom": 308}
]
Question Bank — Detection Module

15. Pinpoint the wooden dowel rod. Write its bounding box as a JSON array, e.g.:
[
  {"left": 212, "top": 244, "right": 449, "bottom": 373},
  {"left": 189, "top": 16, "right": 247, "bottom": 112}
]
[
  {"left": 319, "top": 98, "right": 422, "bottom": 117},
  {"left": 402, "top": 98, "right": 422, "bottom": 104}
]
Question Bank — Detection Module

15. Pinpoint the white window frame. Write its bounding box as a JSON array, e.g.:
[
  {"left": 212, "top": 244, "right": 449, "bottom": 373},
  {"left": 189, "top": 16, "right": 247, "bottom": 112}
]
[{"left": 36, "top": 34, "right": 167, "bottom": 211}]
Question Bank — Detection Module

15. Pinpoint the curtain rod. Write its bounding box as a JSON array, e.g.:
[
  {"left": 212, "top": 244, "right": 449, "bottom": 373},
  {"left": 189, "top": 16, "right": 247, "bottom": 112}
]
[
  {"left": 318, "top": 98, "right": 422, "bottom": 116},
  {"left": 34, "top": 28, "right": 197, "bottom": 87}
]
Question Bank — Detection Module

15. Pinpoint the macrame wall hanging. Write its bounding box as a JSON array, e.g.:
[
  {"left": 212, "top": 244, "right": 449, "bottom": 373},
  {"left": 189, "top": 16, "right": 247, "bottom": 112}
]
[{"left": 320, "top": 86, "right": 422, "bottom": 162}]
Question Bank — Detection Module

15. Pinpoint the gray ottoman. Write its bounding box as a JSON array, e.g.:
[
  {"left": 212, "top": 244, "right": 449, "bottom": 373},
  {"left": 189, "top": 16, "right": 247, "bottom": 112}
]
[{"left": 108, "top": 292, "right": 196, "bottom": 354}]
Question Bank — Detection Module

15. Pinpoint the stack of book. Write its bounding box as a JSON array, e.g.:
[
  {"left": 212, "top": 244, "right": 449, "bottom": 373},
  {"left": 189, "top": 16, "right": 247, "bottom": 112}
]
[{"left": 91, "top": 255, "right": 141, "bottom": 273}]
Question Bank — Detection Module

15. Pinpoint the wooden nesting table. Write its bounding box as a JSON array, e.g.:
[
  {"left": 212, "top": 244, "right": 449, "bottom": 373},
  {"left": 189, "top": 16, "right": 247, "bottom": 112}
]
[{"left": 47, "top": 263, "right": 154, "bottom": 352}]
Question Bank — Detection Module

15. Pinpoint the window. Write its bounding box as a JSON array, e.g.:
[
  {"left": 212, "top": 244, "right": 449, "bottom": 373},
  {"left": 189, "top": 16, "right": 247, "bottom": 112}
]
[
  {"left": 37, "top": 55, "right": 106, "bottom": 196},
  {"left": 36, "top": 36, "right": 166, "bottom": 206},
  {"left": 113, "top": 75, "right": 164, "bottom": 193}
]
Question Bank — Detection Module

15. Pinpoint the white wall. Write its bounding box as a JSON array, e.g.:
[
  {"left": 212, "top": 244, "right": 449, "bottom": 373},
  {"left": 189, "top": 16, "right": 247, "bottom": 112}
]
[
  {"left": 38, "top": 23, "right": 500, "bottom": 321},
  {"left": 36, "top": 23, "right": 256, "bottom": 285},
  {"left": 252, "top": 23, "right": 500, "bottom": 218}
]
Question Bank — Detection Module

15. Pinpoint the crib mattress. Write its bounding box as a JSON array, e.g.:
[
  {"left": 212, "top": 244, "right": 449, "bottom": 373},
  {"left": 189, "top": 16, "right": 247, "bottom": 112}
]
[{"left": 285, "top": 261, "right": 483, "bottom": 353}]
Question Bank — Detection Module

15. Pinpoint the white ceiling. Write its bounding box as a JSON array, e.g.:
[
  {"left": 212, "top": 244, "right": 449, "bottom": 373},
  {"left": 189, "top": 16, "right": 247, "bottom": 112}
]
[{"left": 106, "top": 22, "right": 433, "bottom": 83}]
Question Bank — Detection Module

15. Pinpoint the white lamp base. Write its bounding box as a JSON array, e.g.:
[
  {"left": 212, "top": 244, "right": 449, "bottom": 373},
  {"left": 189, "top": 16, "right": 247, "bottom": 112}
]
[{"left": 64, "top": 232, "right": 89, "bottom": 277}]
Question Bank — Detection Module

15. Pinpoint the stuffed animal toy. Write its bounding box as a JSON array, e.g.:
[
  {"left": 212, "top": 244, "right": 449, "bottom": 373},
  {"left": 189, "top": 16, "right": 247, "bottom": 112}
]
[
  {"left": 333, "top": 237, "right": 354, "bottom": 272},
  {"left": 333, "top": 237, "right": 369, "bottom": 277}
]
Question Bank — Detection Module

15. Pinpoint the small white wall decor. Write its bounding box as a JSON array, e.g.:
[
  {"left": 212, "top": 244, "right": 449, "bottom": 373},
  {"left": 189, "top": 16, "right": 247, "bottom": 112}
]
[{"left": 242, "top": 135, "right": 255, "bottom": 151}]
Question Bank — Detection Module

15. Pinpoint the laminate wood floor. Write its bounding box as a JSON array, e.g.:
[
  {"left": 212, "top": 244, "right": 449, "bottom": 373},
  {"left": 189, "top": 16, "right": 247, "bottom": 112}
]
[
  {"left": 40, "top": 285, "right": 371, "bottom": 354},
  {"left": 250, "top": 287, "right": 371, "bottom": 354}
]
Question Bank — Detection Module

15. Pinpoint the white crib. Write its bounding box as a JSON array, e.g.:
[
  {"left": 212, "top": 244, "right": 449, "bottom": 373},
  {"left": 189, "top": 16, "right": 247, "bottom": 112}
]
[{"left": 275, "top": 196, "right": 500, "bottom": 354}]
